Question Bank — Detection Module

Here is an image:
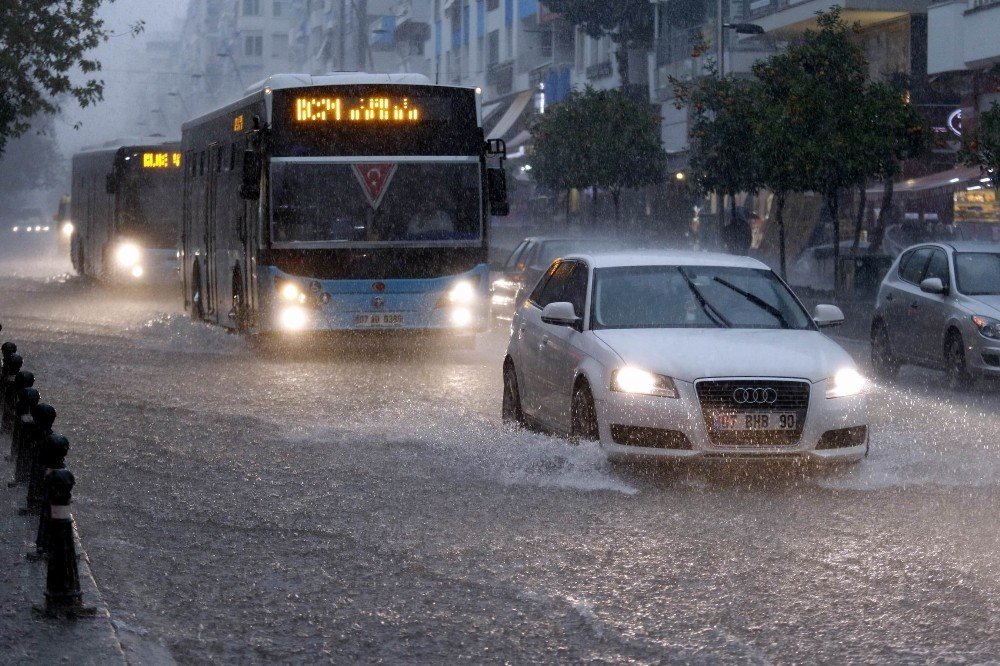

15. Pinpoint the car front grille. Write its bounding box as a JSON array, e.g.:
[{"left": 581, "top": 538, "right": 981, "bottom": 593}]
[{"left": 695, "top": 379, "right": 810, "bottom": 447}]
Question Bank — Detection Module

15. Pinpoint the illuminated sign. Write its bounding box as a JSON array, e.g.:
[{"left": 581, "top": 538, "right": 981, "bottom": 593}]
[
  {"left": 142, "top": 152, "right": 182, "bottom": 169},
  {"left": 233, "top": 115, "right": 244, "bottom": 132},
  {"left": 295, "top": 97, "right": 421, "bottom": 123},
  {"left": 947, "top": 109, "right": 962, "bottom": 137}
]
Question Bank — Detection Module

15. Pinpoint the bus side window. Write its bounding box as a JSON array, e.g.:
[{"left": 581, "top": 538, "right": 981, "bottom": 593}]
[
  {"left": 229, "top": 144, "right": 236, "bottom": 172},
  {"left": 199, "top": 152, "right": 205, "bottom": 176},
  {"left": 216, "top": 145, "right": 223, "bottom": 173}
]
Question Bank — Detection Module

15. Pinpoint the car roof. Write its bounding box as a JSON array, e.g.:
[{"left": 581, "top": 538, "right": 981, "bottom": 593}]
[
  {"left": 943, "top": 241, "right": 1000, "bottom": 252},
  {"left": 519, "top": 236, "right": 625, "bottom": 245},
  {"left": 559, "top": 250, "right": 771, "bottom": 270}
]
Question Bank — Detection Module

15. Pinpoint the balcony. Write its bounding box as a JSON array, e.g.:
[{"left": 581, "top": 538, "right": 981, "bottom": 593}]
[
  {"left": 928, "top": 0, "right": 1000, "bottom": 73},
  {"left": 487, "top": 60, "right": 515, "bottom": 94},
  {"left": 393, "top": 1, "right": 431, "bottom": 41},
  {"left": 749, "top": 0, "right": 929, "bottom": 34}
]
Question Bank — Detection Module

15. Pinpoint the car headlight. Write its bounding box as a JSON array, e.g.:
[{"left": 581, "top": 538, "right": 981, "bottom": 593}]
[
  {"left": 826, "top": 367, "right": 867, "bottom": 398},
  {"left": 448, "top": 280, "right": 476, "bottom": 305},
  {"left": 972, "top": 315, "right": 1000, "bottom": 340},
  {"left": 611, "top": 367, "right": 678, "bottom": 398},
  {"left": 279, "top": 282, "right": 306, "bottom": 303},
  {"left": 115, "top": 242, "right": 141, "bottom": 268}
]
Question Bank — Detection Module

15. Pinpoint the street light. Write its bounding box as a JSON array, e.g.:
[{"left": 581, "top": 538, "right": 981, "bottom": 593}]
[{"left": 718, "top": 20, "right": 765, "bottom": 76}]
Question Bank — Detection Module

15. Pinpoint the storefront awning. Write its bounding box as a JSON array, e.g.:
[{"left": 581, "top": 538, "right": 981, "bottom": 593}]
[
  {"left": 484, "top": 89, "right": 534, "bottom": 142},
  {"left": 867, "top": 166, "right": 985, "bottom": 196}
]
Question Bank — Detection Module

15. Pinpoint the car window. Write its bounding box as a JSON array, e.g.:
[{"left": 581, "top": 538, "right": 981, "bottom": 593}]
[
  {"left": 563, "top": 262, "right": 589, "bottom": 317},
  {"left": 503, "top": 241, "right": 528, "bottom": 272},
  {"left": 518, "top": 242, "right": 537, "bottom": 272},
  {"left": 924, "top": 249, "right": 950, "bottom": 285},
  {"left": 899, "top": 248, "right": 933, "bottom": 284},
  {"left": 531, "top": 260, "right": 575, "bottom": 308},
  {"left": 528, "top": 261, "right": 559, "bottom": 305}
]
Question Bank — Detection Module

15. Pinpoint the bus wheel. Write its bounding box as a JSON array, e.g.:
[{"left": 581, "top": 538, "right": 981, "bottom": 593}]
[
  {"left": 231, "top": 270, "right": 247, "bottom": 333},
  {"left": 191, "top": 262, "right": 205, "bottom": 321}
]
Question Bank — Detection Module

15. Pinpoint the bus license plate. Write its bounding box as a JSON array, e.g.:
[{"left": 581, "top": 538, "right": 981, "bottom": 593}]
[
  {"left": 355, "top": 313, "right": 404, "bottom": 327},
  {"left": 713, "top": 412, "right": 797, "bottom": 431}
]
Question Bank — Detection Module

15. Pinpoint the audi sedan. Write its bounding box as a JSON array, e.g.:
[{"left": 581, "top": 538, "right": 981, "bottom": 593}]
[{"left": 502, "top": 251, "right": 870, "bottom": 463}]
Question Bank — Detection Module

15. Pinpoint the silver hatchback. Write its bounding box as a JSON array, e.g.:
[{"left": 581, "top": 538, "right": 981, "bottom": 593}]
[{"left": 871, "top": 242, "right": 1000, "bottom": 389}]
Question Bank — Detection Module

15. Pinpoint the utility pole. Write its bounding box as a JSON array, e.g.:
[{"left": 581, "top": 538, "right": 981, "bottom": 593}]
[
  {"left": 356, "top": 0, "right": 368, "bottom": 70},
  {"left": 339, "top": 0, "right": 346, "bottom": 70}
]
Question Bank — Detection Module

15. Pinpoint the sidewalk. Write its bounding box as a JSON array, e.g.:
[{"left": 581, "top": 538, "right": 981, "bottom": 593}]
[{"left": 0, "top": 456, "right": 125, "bottom": 665}]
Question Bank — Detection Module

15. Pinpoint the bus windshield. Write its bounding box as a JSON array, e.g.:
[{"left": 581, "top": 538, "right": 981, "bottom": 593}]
[
  {"left": 270, "top": 161, "right": 482, "bottom": 245},
  {"left": 120, "top": 170, "right": 182, "bottom": 248}
]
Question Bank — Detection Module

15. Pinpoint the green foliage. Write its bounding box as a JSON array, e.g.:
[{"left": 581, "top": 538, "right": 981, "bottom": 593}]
[
  {"left": 0, "top": 1, "right": 122, "bottom": 156},
  {"left": 959, "top": 102, "right": 1000, "bottom": 189},
  {"left": 531, "top": 86, "right": 666, "bottom": 217},
  {"left": 542, "top": 0, "right": 653, "bottom": 47}
]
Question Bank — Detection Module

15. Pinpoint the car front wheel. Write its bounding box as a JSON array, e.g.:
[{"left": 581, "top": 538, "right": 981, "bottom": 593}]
[
  {"left": 501, "top": 360, "right": 525, "bottom": 425},
  {"left": 945, "top": 332, "right": 975, "bottom": 391},
  {"left": 870, "top": 321, "right": 900, "bottom": 380},
  {"left": 571, "top": 381, "right": 600, "bottom": 443}
]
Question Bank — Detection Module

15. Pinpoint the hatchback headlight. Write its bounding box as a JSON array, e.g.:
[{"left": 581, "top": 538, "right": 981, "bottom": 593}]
[
  {"left": 972, "top": 315, "right": 1000, "bottom": 340},
  {"left": 826, "top": 367, "right": 867, "bottom": 398},
  {"left": 611, "top": 367, "right": 678, "bottom": 398}
]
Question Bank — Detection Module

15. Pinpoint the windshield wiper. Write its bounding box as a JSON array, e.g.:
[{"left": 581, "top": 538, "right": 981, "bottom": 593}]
[
  {"left": 677, "top": 268, "right": 731, "bottom": 328},
  {"left": 712, "top": 277, "right": 791, "bottom": 329}
]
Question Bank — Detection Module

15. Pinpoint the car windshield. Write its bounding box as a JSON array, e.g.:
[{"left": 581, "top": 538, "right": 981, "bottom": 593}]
[
  {"left": 955, "top": 252, "right": 1000, "bottom": 295},
  {"left": 591, "top": 265, "right": 814, "bottom": 330}
]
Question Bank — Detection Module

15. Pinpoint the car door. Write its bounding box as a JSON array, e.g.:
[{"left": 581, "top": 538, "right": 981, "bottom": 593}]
[
  {"left": 518, "top": 261, "right": 574, "bottom": 421},
  {"left": 536, "top": 261, "right": 590, "bottom": 431},
  {"left": 913, "top": 248, "right": 953, "bottom": 363},
  {"left": 887, "top": 247, "right": 933, "bottom": 359}
]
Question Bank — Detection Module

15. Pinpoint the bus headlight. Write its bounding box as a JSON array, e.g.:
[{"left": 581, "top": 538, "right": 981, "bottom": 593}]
[
  {"left": 115, "top": 242, "right": 141, "bottom": 268},
  {"left": 451, "top": 307, "right": 473, "bottom": 327},
  {"left": 130, "top": 265, "right": 144, "bottom": 279},
  {"left": 279, "top": 305, "right": 308, "bottom": 331},
  {"left": 279, "top": 282, "right": 302, "bottom": 302},
  {"left": 448, "top": 280, "right": 476, "bottom": 305},
  {"left": 61, "top": 222, "right": 74, "bottom": 237}
]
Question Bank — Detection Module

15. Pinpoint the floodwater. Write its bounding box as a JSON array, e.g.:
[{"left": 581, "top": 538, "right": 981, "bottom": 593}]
[{"left": 1, "top": 246, "right": 998, "bottom": 664}]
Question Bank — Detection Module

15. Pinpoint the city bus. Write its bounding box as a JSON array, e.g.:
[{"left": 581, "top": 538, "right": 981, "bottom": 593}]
[
  {"left": 70, "top": 139, "right": 183, "bottom": 281},
  {"left": 179, "top": 73, "right": 508, "bottom": 337}
]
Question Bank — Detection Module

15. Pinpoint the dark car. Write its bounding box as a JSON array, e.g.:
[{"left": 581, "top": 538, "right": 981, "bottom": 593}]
[{"left": 490, "top": 236, "right": 634, "bottom": 326}]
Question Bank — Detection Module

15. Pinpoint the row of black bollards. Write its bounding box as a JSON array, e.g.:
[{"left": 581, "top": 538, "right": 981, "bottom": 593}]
[{"left": 1, "top": 325, "right": 99, "bottom": 619}]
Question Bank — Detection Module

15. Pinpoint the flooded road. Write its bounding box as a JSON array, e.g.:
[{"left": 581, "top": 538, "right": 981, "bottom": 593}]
[{"left": 1, "top": 263, "right": 998, "bottom": 663}]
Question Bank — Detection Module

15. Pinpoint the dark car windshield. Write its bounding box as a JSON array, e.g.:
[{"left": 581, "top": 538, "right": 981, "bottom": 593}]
[
  {"left": 955, "top": 252, "right": 1000, "bottom": 295},
  {"left": 591, "top": 265, "right": 814, "bottom": 330}
]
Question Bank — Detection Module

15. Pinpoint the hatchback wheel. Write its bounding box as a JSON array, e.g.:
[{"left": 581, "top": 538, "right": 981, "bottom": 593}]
[
  {"left": 945, "top": 333, "right": 975, "bottom": 391},
  {"left": 501, "top": 360, "right": 525, "bottom": 425},
  {"left": 870, "top": 322, "right": 899, "bottom": 380},
  {"left": 571, "top": 382, "right": 600, "bottom": 443}
]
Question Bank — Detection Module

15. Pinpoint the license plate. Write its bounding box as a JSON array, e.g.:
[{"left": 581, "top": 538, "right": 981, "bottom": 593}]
[
  {"left": 354, "top": 313, "right": 404, "bottom": 327},
  {"left": 713, "top": 412, "right": 797, "bottom": 431}
]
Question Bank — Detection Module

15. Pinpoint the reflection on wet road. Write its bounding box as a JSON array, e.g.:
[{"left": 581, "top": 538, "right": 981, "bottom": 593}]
[{"left": 1, "top": 268, "right": 998, "bottom": 663}]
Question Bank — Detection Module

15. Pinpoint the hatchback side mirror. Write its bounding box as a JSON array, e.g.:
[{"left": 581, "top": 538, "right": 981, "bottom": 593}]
[
  {"left": 919, "top": 277, "right": 947, "bottom": 295},
  {"left": 540, "top": 301, "right": 579, "bottom": 328},
  {"left": 813, "top": 304, "right": 844, "bottom": 328}
]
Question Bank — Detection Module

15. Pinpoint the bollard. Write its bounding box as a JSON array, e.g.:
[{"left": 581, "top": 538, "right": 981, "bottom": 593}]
[
  {"left": 32, "top": 469, "right": 99, "bottom": 619},
  {"left": 9, "top": 387, "right": 40, "bottom": 477},
  {"left": 19, "top": 403, "right": 56, "bottom": 516},
  {"left": 29, "top": 434, "right": 70, "bottom": 560},
  {"left": 0, "top": 353, "right": 24, "bottom": 432},
  {"left": 3, "top": 370, "right": 34, "bottom": 440}
]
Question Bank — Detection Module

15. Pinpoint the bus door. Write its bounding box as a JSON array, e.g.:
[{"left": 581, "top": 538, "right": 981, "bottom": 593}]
[
  {"left": 204, "top": 143, "right": 220, "bottom": 321},
  {"left": 239, "top": 149, "right": 260, "bottom": 318}
]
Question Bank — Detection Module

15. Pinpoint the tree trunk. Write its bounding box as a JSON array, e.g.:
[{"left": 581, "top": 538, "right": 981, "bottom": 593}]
[
  {"left": 776, "top": 191, "right": 787, "bottom": 280},
  {"left": 591, "top": 186, "right": 599, "bottom": 227},
  {"left": 829, "top": 190, "right": 842, "bottom": 295},
  {"left": 612, "top": 189, "right": 622, "bottom": 226},
  {"left": 868, "top": 177, "right": 894, "bottom": 255},
  {"left": 852, "top": 179, "right": 867, "bottom": 251}
]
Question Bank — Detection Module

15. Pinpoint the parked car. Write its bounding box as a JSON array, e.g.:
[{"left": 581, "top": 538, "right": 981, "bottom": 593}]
[
  {"left": 871, "top": 241, "right": 1000, "bottom": 389},
  {"left": 502, "top": 250, "right": 869, "bottom": 463},
  {"left": 787, "top": 240, "right": 870, "bottom": 293},
  {"left": 490, "top": 236, "right": 632, "bottom": 326}
]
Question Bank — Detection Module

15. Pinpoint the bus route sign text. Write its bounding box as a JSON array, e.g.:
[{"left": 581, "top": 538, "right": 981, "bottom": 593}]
[
  {"left": 142, "top": 152, "right": 182, "bottom": 169},
  {"left": 295, "top": 97, "right": 420, "bottom": 123}
]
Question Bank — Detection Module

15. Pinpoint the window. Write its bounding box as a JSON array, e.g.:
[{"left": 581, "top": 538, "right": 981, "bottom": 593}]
[
  {"left": 899, "top": 247, "right": 933, "bottom": 284},
  {"left": 242, "top": 0, "right": 261, "bottom": 16},
  {"left": 272, "top": 0, "right": 283, "bottom": 16},
  {"left": 245, "top": 33, "right": 263, "bottom": 58},
  {"left": 487, "top": 0, "right": 499, "bottom": 9},
  {"left": 563, "top": 262, "right": 589, "bottom": 316},
  {"left": 531, "top": 260, "right": 576, "bottom": 308},
  {"left": 487, "top": 30, "right": 499, "bottom": 65},
  {"left": 216, "top": 145, "right": 223, "bottom": 173},
  {"left": 199, "top": 151, "right": 205, "bottom": 176},
  {"left": 504, "top": 241, "right": 529, "bottom": 271},
  {"left": 229, "top": 143, "right": 237, "bottom": 172},
  {"left": 272, "top": 33, "right": 288, "bottom": 59},
  {"left": 924, "top": 249, "right": 950, "bottom": 285}
]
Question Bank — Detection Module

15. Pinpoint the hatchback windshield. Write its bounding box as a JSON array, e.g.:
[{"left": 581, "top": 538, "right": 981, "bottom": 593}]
[
  {"left": 955, "top": 252, "right": 1000, "bottom": 295},
  {"left": 591, "top": 265, "right": 814, "bottom": 330}
]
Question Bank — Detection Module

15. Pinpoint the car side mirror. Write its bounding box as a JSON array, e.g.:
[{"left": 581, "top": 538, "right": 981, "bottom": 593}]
[
  {"left": 813, "top": 304, "right": 844, "bottom": 328},
  {"left": 540, "top": 301, "right": 579, "bottom": 328},
  {"left": 487, "top": 167, "right": 509, "bottom": 217},
  {"left": 919, "top": 277, "right": 947, "bottom": 295},
  {"left": 239, "top": 150, "right": 261, "bottom": 200}
]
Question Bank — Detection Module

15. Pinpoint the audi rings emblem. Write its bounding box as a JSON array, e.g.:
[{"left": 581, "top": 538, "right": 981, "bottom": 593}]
[{"left": 733, "top": 387, "right": 778, "bottom": 404}]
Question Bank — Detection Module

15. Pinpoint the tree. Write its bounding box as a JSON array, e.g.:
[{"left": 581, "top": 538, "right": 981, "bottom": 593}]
[
  {"left": 531, "top": 86, "right": 666, "bottom": 224},
  {"left": 0, "top": 1, "right": 133, "bottom": 156},
  {"left": 959, "top": 102, "right": 1000, "bottom": 190},
  {"left": 543, "top": 0, "right": 652, "bottom": 87},
  {"left": 0, "top": 114, "right": 63, "bottom": 212}
]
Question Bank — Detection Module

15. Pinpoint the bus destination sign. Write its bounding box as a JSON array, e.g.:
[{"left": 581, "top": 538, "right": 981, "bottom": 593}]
[
  {"left": 295, "top": 97, "right": 421, "bottom": 123},
  {"left": 142, "top": 152, "right": 182, "bottom": 169}
]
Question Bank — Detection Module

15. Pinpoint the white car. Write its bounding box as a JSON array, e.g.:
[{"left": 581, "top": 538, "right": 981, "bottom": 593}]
[{"left": 502, "top": 251, "right": 869, "bottom": 463}]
